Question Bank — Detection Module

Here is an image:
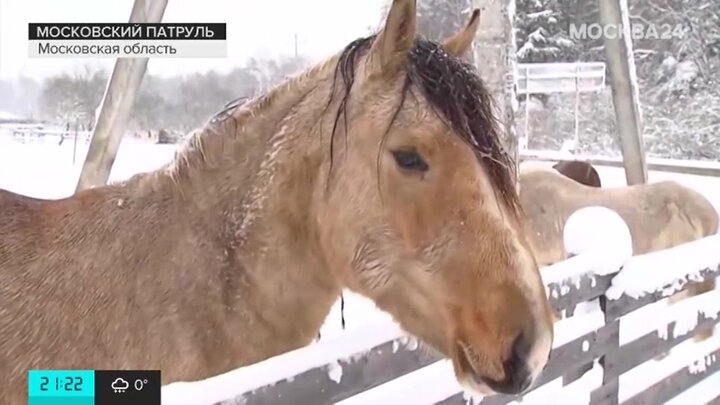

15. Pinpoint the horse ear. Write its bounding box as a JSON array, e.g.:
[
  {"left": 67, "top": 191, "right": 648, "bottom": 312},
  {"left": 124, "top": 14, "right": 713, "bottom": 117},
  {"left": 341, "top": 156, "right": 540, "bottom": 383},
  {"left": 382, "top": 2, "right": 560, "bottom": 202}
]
[
  {"left": 442, "top": 9, "right": 481, "bottom": 58},
  {"left": 367, "top": 0, "right": 417, "bottom": 78}
]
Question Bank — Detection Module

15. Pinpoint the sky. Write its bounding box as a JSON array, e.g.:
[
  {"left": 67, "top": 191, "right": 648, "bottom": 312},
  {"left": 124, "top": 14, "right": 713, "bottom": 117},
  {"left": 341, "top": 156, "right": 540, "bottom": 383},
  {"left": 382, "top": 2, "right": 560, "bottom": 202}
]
[{"left": 0, "top": 0, "right": 386, "bottom": 79}]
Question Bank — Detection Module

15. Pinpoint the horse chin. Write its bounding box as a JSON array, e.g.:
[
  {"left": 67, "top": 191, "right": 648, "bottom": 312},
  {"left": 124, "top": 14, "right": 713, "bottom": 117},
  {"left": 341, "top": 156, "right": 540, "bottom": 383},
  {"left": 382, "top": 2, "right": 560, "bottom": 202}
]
[
  {"left": 458, "top": 378, "right": 496, "bottom": 398},
  {"left": 450, "top": 342, "right": 498, "bottom": 398}
]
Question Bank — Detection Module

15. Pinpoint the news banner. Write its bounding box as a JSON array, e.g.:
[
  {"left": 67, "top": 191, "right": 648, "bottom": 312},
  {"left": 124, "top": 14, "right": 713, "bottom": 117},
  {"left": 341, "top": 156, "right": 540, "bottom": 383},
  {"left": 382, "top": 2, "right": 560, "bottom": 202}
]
[
  {"left": 28, "top": 23, "right": 227, "bottom": 58},
  {"left": 27, "top": 369, "right": 160, "bottom": 405}
]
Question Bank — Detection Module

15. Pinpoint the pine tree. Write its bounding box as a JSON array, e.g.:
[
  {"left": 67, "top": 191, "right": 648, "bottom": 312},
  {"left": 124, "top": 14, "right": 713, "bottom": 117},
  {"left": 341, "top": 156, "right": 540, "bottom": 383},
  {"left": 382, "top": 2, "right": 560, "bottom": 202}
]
[{"left": 515, "top": 0, "right": 577, "bottom": 63}]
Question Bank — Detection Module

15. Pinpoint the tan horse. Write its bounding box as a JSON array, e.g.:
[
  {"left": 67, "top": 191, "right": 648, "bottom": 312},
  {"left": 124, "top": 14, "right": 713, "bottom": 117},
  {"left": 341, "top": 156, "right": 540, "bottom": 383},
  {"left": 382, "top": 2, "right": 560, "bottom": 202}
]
[
  {"left": 553, "top": 160, "right": 602, "bottom": 188},
  {"left": 519, "top": 166, "right": 717, "bottom": 337},
  {"left": 0, "top": 2, "right": 553, "bottom": 402}
]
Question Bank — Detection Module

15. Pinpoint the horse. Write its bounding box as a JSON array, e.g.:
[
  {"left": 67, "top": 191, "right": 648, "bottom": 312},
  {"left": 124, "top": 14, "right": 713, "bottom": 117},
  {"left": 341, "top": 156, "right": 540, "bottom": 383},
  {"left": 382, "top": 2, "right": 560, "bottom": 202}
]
[
  {"left": 518, "top": 166, "right": 717, "bottom": 339},
  {"left": 0, "top": 1, "right": 553, "bottom": 402},
  {"left": 552, "top": 160, "right": 602, "bottom": 188}
]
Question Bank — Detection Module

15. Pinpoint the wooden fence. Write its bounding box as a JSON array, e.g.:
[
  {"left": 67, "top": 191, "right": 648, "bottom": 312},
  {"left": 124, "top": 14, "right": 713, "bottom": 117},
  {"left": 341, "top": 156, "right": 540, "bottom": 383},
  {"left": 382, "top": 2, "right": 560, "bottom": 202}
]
[
  {"left": 9, "top": 128, "right": 92, "bottom": 144},
  {"left": 161, "top": 234, "right": 720, "bottom": 405}
]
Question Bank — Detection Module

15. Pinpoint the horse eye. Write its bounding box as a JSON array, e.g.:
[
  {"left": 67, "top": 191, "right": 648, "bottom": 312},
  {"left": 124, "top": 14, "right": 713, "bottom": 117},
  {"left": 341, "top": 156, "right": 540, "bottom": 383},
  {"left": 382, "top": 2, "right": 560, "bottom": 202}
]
[{"left": 391, "top": 150, "right": 429, "bottom": 172}]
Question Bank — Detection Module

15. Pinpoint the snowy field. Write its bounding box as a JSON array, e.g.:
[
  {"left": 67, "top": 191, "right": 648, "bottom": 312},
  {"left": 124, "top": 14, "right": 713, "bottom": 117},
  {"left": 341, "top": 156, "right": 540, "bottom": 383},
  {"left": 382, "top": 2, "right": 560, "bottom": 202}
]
[{"left": 1, "top": 133, "right": 719, "bottom": 404}]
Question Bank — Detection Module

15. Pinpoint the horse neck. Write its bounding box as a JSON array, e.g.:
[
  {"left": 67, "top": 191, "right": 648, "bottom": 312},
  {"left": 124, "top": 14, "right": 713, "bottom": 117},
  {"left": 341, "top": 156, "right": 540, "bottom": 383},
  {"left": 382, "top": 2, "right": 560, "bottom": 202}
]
[{"left": 154, "top": 59, "right": 344, "bottom": 348}]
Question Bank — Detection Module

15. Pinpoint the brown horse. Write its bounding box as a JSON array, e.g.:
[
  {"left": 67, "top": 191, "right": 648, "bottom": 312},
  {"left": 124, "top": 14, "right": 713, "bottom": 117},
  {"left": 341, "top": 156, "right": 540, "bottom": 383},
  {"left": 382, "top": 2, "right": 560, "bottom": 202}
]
[
  {"left": 552, "top": 160, "right": 602, "bottom": 188},
  {"left": 0, "top": 2, "right": 553, "bottom": 402},
  {"left": 518, "top": 166, "right": 717, "bottom": 338}
]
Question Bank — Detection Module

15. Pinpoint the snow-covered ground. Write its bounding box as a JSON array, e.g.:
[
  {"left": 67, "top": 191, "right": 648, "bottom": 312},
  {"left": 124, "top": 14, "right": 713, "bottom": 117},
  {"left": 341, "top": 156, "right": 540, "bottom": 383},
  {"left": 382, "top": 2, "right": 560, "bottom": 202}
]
[
  {"left": 0, "top": 131, "right": 177, "bottom": 198},
  {"left": 1, "top": 134, "right": 719, "bottom": 404}
]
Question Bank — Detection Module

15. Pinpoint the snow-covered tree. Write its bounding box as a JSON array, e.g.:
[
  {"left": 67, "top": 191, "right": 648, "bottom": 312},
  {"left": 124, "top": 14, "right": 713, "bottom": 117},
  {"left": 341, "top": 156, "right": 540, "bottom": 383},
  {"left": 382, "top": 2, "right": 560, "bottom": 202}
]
[
  {"left": 39, "top": 69, "right": 106, "bottom": 127},
  {"left": 515, "top": 0, "right": 578, "bottom": 63}
]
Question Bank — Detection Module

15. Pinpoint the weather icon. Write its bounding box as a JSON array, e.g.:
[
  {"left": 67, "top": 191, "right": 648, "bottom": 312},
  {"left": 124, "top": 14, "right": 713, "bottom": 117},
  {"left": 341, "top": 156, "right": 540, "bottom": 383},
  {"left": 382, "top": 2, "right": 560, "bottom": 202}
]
[{"left": 111, "top": 378, "right": 130, "bottom": 393}]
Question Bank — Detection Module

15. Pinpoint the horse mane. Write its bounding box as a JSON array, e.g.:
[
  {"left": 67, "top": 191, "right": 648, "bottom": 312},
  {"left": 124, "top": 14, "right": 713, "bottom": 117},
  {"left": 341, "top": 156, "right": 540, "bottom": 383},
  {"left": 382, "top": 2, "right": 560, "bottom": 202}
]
[
  {"left": 164, "top": 94, "right": 271, "bottom": 185},
  {"left": 163, "top": 59, "right": 334, "bottom": 185},
  {"left": 163, "top": 35, "right": 520, "bottom": 216},
  {"left": 330, "top": 35, "right": 520, "bottom": 214}
]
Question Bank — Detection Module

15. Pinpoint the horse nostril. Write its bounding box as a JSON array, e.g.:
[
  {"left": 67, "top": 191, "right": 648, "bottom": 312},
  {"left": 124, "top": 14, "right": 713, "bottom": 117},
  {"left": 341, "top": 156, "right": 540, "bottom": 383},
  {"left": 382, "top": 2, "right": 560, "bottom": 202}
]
[
  {"left": 509, "top": 331, "right": 532, "bottom": 368},
  {"left": 482, "top": 332, "right": 534, "bottom": 395}
]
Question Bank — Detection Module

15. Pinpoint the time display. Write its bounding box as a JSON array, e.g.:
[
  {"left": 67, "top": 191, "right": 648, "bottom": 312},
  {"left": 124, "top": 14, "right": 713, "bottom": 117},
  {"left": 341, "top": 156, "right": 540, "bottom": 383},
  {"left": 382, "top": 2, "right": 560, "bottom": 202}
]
[
  {"left": 28, "top": 370, "right": 94, "bottom": 404},
  {"left": 40, "top": 375, "right": 83, "bottom": 392}
]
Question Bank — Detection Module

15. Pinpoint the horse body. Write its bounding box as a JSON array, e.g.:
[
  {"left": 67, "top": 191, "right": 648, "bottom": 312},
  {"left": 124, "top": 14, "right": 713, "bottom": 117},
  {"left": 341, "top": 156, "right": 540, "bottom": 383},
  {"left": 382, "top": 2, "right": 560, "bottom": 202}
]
[
  {"left": 519, "top": 168, "right": 718, "bottom": 265},
  {"left": 0, "top": 2, "right": 554, "bottom": 403},
  {"left": 521, "top": 165, "right": 718, "bottom": 343},
  {"left": 0, "top": 148, "right": 338, "bottom": 394}
]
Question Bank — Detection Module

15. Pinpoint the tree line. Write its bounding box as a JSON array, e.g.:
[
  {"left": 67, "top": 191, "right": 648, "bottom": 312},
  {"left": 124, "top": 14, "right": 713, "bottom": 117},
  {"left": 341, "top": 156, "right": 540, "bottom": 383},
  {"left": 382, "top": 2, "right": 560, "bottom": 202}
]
[
  {"left": 0, "top": 54, "right": 308, "bottom": 136},
  {"left": 2, "top": 0, "right": 718, "bottom": 159}
]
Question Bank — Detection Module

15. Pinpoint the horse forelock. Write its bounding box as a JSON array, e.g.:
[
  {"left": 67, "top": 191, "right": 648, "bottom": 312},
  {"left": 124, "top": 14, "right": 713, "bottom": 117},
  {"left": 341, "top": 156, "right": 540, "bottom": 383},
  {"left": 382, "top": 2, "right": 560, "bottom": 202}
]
[{"left": 330, "top": 34, "right": 520, "bottom": 216}]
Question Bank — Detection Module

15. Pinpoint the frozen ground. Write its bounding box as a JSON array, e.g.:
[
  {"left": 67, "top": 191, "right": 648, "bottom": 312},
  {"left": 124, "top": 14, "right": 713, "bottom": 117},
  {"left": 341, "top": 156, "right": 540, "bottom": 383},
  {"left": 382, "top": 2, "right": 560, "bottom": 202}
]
[{"left": 1, "top": 134, "right": 719, "bottom": 404}]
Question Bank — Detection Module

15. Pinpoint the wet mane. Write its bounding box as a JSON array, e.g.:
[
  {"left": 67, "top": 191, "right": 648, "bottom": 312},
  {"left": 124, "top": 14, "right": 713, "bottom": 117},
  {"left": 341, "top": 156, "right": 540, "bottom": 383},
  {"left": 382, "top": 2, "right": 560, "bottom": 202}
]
[{"left": 330, "top": 35, "right": 520, "bottom": 213}]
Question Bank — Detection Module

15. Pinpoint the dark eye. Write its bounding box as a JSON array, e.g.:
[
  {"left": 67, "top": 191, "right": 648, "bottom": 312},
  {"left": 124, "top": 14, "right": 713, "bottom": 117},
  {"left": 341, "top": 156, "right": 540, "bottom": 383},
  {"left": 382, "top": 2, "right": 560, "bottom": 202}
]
[{"left": 391, "top": 150, "right": 429, "bottom": 172}]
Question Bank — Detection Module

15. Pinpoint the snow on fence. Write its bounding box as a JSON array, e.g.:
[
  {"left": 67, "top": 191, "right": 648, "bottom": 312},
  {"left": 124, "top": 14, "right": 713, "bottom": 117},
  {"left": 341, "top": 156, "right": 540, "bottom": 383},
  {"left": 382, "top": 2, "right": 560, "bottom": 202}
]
[
  {"left": 7, "top": 128, "right": 92, "bottom": 144},
  {"left": 161, "top": 234, "right": 720, "bottom": 405}
]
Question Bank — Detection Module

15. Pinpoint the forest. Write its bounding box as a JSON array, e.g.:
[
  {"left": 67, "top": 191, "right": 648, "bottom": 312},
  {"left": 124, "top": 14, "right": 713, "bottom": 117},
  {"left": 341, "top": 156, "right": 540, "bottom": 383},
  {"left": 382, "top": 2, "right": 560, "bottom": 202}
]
[{"left": 1, "top": 0, "right": 718, "bottom": 159}]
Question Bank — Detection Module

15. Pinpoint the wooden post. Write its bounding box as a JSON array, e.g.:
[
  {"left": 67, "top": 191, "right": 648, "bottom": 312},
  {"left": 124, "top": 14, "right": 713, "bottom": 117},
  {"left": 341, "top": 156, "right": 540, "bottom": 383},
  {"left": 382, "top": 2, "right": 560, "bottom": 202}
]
[
  {"left": 524, "top": 90, "right": 530, "bottom": 151},
  {"left": 75, "top": 0, "right": 169, "bottom": 192},
  {"left": 574, "top": 64, "right": 580, "bottom": 154},
  {"left": 589, "top": 295, "right": 620, "bottom": 405},
  {"left": 471, "top": 0, "right": 518, "bottom": 177},
  {"left": 597, "top": 0, "right": 647, "bottom": 185},
  {"left": 72, "top": 118, "right": 79, "bottom": 165}
]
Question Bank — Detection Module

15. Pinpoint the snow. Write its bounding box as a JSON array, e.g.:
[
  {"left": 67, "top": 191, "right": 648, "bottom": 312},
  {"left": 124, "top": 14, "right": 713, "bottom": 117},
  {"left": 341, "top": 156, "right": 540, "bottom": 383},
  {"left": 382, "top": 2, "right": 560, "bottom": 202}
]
[
  {"left": 605, "top": 234, "right": 720, "bottom": 300},
  {"left": 539, "top": 205, "right": 633, "bottom": 292},
  {"left": 541, "top": 254, "right": 601, "bottom": 288},
  {"left": 334, "top": 360, "right": 466, "bottom": 405},
  {"left": 688, "top": 352, "right": 717, "bottom": 374},
  {"left": 398, "top": 335, "right": 419, "bottom": 351},
  {"left": 618, "top": 334, "right": 720, "bottom": 402},
  {"left": 3, "top": 138, "right": 720, "bottom": 404},
  {"left": 665, "top": 369, "right": 720, "bottom": 405},
  {"left": 319, "top": 291, "right": 394, "bottom": 340},
  {"left": 540, "top": 204, "right": 633, "bottom": 292},
  {"left": 338, "top": 359, "right": 604, "bottom": 405},
  {"left": 0, "top": 133, "right": 176, "bottom": 199},
  {"left": 526, "top": 10, "right": 554, "bottom": 20},
  {"left": 655, "top": 288, "right": 720, "bottom": 340},
  {"left": 563, "top": 206, "right": 633, "bottom": 262},
  {"left": 619, "top": 297, "right": 672, "bottom": 344},
  {"left": 575, "top": 299, "right": 601, "bottom": 316},
  {"left": 616, "top": 286, "right": 720, "bottom": 346},
  {"left": 327, "top": 361, "right": 343, "bottom": 384},
  {"left": 160, "top": 320, "right": 406, "bottom": 405},
  {"left": 508, "top": 361, "right": 603, "bottom": 405},
  {"left": 560, "top": 138, "right": 576, "bottom": 154},
  {"left": 553, "top": 311, "right": 605, "bottom": 348},
  {"left": 0, "top": 110, "right": 23, "bottom": 120}
]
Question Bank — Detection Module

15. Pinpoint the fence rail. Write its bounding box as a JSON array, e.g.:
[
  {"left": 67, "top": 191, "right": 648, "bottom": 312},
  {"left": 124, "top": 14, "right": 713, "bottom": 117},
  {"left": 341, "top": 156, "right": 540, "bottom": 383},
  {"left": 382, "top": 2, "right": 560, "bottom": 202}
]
[
  {"left": 162, "top": 235, "right": 720, "bottom": 405},
  {"left": 8, "top": 128, "right": 92, "bottom": 143},
  {"left": 519, "top": 149, "right": 720, "bottom": 177}
]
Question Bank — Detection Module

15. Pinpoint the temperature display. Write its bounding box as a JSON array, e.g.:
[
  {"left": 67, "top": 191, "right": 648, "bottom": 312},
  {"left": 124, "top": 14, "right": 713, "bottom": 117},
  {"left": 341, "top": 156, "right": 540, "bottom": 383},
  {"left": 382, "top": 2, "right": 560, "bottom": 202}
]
[
  {"left": 28, "top": 370, "right": 160, "bottom": 405},
  {"left": 94, "top": 370, "right": 161, "bottom": 405}
]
